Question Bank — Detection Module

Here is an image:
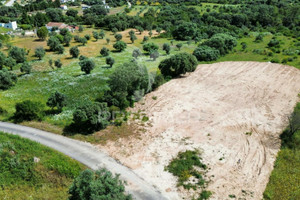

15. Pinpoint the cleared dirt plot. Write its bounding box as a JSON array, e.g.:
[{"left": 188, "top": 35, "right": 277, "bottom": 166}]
[{"left": 99, "top": 62, "right": 300, "bottom": 199}]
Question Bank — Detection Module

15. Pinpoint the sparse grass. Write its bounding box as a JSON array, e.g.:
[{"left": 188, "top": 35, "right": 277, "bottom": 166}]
[{"left": 0, "top": 132, "right": 85, "bottom": 199}]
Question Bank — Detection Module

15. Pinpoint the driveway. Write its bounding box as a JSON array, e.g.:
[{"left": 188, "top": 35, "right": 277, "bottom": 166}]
[{"left": 0, "top": 121, "right": 166, "bottom": 200}]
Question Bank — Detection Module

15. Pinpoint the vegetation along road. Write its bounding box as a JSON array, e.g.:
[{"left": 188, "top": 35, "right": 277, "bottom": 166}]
[{"left": 0, "top": 121, "right": 166, "bottom": 200}]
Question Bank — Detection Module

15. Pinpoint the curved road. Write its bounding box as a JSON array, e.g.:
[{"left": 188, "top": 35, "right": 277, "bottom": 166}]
[{"left": 0, "top": 121, "right": 166, "bottom": 200}]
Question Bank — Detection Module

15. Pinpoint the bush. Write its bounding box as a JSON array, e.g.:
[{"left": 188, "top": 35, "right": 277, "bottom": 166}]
[
  {"left": 106, "top": 56, "right": 115, "bottom": 68},
  {"left": 114, "top": 33, "right": 122, "bottom": 41},
  {"left": 79, "top": 58, "right": 95, "bottom": 74},
  {"left": 55, "top": 59, "right": 62, "bottom": 68},
  {"left": 100, "top": 47, "right": 110, "bottom": 57},
  {"left": 72, "top": 101, "right": 110, "bottom": 133},
  {"left": 202, "top": 33, "right": 237, "bottom": 55},
  {"left": 113, "top": 41, "right": 127, "bottom": 52},
  {"left": 70, "top": 46, "right": 80, "bottom": 58},
  {"left": 69, "top": 169, "right": 132, "bottom": 200},
  {"left": 34, "top": 47, "right": 45, "bottom": 60},
  {"left": 193, "top": 46, "right": 220, "bottom": 61},
  {"left": 46, "top": 91, "right": 67, "bottom": 111},
  {"left": 158, "top": 53, "right": 198, "bottom": 78},
  {"left": 13, "top": 100, "right": 44, "bottom": 122},
  {"left": 0, "top": 69, "right": 17, "bottom": 90},
  {"left": 9, "top": 46, "right": 26, "bottom": 63},
  {"left": 20, "top": 62, "right": 32, "bottom": 74},
  {"left": 143, "top": 42, "right": 159, "bottom": 53}
]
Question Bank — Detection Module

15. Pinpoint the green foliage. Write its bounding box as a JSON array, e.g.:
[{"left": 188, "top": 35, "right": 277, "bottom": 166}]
[
  {"left": 172, "top": 22, "right": 198, "bottom": 40},
  {"left": 35, "top": 47, "right": 45, "bottom": 60},
  {"left": 158, "top": 53, "right": 198, "bottom": 78},
  {"left": 79, "top": 37, "right": 88, "bottom": 46},
  {"left": 130, "top": 34, "right": 137, "bottom": 43},
  {"left": 255, "top": 34, "right": 264, "bottom": 42},
  {"left": 56, "top": 44, "right": 65, "bottom": 54},
  {"left": 166, "top": 150, "right": 207, "bottom": 189},
  {"left": 37, "top": 27, "right": 48, "bottom": 40},
  {"left": 47, "top": 36, "right": 61, "bottom": 52},
  {"left": 72, "top": 101, "right": 110, "bottom": 133},
  {"left": 202, "top": 33, "right": 237, "bottom": 56},
  {"left": 101, "top": 61, "right": 150, "bottom": 109},
  {"left": 93, "top": 31, "right": 99, "bottom": 40},
  {"left": 0, "top": 133, "right": 84, "bottom": 199},
  {"left": 0, "top": 69, "right": 17, "bottom": 90},
  {"left": 79, "top": 58, "right": 95, "bottom": 74},
  {"left": 9, "top": 46, "right": 26, "bottom": 63},
  {"left": 114, "top": 33, "right": 123, "bottom": 41},
  {"left": 55, "top": 59, "right": 62, "bottom": 68},
  {"left": 84, "top": 34, "right": 91, "bottom": 41},
  {"left": 20, "top": 62, "right": 32, "bottom": 74},
  {"left": 99, "top": 30, "right": 105, "bottom": 39},
  {"left": 68, "top": 169, "right": 132, "bottom": 200},
  {"left": 176, "top": 43, "right": 183, "bottom": 50},
  {"left": 163, "top": 43, "right": 171, "bottom": 54},
  {"left": 198, "top": 190, "right": 212, "bottom": 200},
  {"left": 132, "top": 48, "right": 142, "bottom": 59},
  {"left": 268, "top": 38, "right": 280, "bottom": 48},
  {"left": 193, "top": 45, "right": 220, "bottom": 61},
  {"left": 143, "top": 36, "right": 149, "bottom": 43},
  {"left": 150, "top": 50, "right": 159, "bottom": 61},
  {"left": 70, "top": 46, "right": 80, "bottom": 58},
  {"left": 100, "top": 47, "right": 110, "bottom": 57},
  {"left": 113, "top": 41, "right": 127, "bottom": 52},
  {"left": 106, "top": 56, "right": 115, "bottom": 68},
  {"left": 13, "top": 100, "right": 44, "bottom": 122},
  {"left": 143, "top": 42, "right": 159, "bottom": 53},
  {"left": 46, "top": 91, "right": 67, "bottom": 111},
  {"left": 79, "top": 25, "right": 84, "bottom": 32}
]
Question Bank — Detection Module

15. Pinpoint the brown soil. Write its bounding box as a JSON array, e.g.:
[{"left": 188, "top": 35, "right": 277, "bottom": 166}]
[{"left": 98, "top": 61, "right": 300, "bottom": 199}]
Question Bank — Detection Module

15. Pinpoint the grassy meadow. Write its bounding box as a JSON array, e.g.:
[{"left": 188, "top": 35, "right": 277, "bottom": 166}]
[{"left": 0, "top": 132, "right": 85, "bottom": 199}]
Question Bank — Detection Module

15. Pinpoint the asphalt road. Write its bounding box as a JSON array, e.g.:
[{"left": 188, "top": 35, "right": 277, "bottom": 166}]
[{"left": 0, "top": 121, "right": 167, "bottom": 200}]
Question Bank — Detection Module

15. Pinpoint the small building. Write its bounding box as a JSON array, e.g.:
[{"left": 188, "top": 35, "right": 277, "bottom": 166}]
[
  {"left": 81, "top": 4, "right": 91, "bottom": 10},
  {"left": 60, "top": 5, "right": 68, "bottom": 10},
  {"left": 46, "top": 22, "right": 78, "bottom": 32},
  {"left": 0, "top": 21, "right": 18, "bottom": 30},
  {"left": 60, "top": 0, "right": 74, "bottom": 3}
]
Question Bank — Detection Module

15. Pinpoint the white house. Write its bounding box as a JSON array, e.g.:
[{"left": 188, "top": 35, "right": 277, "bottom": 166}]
[
  {"left": 0, "top": 21, "right": 17, "bottom": 30},
  {"left": 60, "top": 5, "right": 68, "bottom": 10},
  {"left": 60, "top": 0, "right": 74, "bottom": 3}
]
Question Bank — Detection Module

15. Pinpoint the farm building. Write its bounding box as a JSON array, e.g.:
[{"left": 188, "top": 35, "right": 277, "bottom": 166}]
[{"left": 0, "top": 21, "right": 18, "bottom": 30}]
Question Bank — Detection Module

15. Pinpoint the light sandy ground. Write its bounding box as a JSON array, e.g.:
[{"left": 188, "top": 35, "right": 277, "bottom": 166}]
[{"left": 99, "top": 62, "right": 300, "bottom": 199}]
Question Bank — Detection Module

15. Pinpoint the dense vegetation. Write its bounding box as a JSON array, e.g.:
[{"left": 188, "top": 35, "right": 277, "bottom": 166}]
[
  {"left": 264, "top": 103, "right": 300, "bottom": 200},
  {"left": 0, "top": 132, "right": 85, "bottom": 199}
]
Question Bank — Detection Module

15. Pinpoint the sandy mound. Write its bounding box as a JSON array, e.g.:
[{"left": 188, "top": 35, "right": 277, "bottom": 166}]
[{"left": 99, "top": 62, "right": 300, "bottom": 199}]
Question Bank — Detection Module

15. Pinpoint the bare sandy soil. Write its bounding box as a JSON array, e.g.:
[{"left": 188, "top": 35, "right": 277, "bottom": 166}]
[{"left": 98, "top": 62, "right": 300, "bottom": 199}]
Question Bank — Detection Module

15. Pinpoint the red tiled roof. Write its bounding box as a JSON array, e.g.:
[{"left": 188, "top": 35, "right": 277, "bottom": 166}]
[{"left": 46, "top": 22, "right": 67, "bottom": 29}]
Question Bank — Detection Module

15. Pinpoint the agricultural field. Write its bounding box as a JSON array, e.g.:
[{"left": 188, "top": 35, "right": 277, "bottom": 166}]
[{"left": 0, "top": 132, "right": 85, "bottom": 199}]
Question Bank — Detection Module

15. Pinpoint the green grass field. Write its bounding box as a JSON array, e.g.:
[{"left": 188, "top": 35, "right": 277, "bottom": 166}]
[
  {"left": 0, "top": 132, "right": 85, "bottom": 199},
  {"left": 264, "top": 103, "right": 300, "bottom": 200}
]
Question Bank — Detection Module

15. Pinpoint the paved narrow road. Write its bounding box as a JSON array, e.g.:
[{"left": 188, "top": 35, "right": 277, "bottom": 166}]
[{"left": 0, "top": 121, "right": 166, "bottom": 200}]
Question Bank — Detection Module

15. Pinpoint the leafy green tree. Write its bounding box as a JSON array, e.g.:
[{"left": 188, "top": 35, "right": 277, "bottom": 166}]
[
  {"left": 100, "top": 47, "right": 110, "bottom": 57},
  {"left": 9, "top": 46, "right": 26, "bottom": 63},
  {"left": 112, "top": 28, "right": 118, "bottom": 35},
  {"left": 47, "top": 91, "right": 67, "bottom": 111},
  {"left": 55, "top": 59, "right": 62, "bottom": 68},
  {"left": 130, "top": 34, "right": 137, "bottom": 44},
  {"left": 79, "top": 25, "right": 84, "bottom": 32},
  {"left": 149, "top": 30, "right": 153, "bottom": 37},
  {"left": 0, "top": 52, "right": 6, "bottom": 70},
  {"left": 136, "top": 26, "right": 144, "bottom": 34},
  {"left": 268, "top": 38, "right": 280, "bottom": 48},
  {"left": 93, "top": 31, "right": 99, "bottom": 41},
  {"left": 13, "top": 100, "right": 44, "bottom": 122},
  {"left": 172, "top": 22, "right": 198, "bottom": 40},
  {"left": 143, "top": 36, "right": 149, "bottom": 43},
  {"left": 132, "top": 48, "right": 142, "bottom": 59},
  {"left": 101, "top": 61, "right": 150, "bottom": 109},
  {"left": 72, "top": 101, "right": 110, "bottom": 133},
  {"left": 150, "top": 50, "right": 159, "bottom": 61},
  {"left": 163, "top": 43, "right": 170, "bottom": 54},
  {"left": 156, "top": 27, "right": 162, "bottom": 34},
  {"left": 0, "top": 69, "right": 17, "bottom": 90},
  {"left": 129, "top": 30, "right": 135, "bottom": 37},
  {"left": 66, "top": 9, "right": 78, "bottom": 17},
  {"left": 255, "top": 34, "right": 264, "bottom": 42},
  {"left": 35, "top": 47, "right": 45, "bottom": 60},
  {"left": 99, "top": 30, "right": 105, "bottom": 39},
  {"left": 47, "top": 36, "right": 61, "bottom": 51},
  {"left": 5, "top": 57, "right": 16, "bottom": 70},
  {"left": 202, "top": 34, "right": 237, "bottom": 55},
  {"left": 57, "top": 44, "right": 65, "bottom": 54},
  {"left": 114, "top": 33, "right": 122, "bottom": 41},
  {"left": 106, "top": 56, "right": 115, "bottom": 68},
  {"left": 79, "top": 37, "right": 88, "bottom": 46},
  {"left": 158, "top": 53, "right": 198, "bottom": 78},
  {"left": 70, "top": 46, "right": 80, "bottom": 58},
  {"left": 37, "top": 27, "right": 48, "bottom": 40},
  {"left": 20, "top": 62, "right": 32, "bottom": 74},
  {"left": 60, "top": 28, "right": 69, "bottom": 36},
  {"left": 176, "top": 43, "right": 183, "bottom": 51},
  {"left": 193, "top": 46, "right": 220, "bottom": 61},
  {"left": 69, "top": 169, "right": 132, "bottom": 200},
  {"left": 143, "top": 43, "right": 158, "bottom": 53},
  {"left": 106, "top": 38, "right": 110, "bottom": 44},
  {"left": 113, "top": 41, "right": 127, "bottom": 52},
  {"left": 64, "top": 34, "right": 73, "bottom": 46},
  {"left": 84, "top": 34, "right": 91, "bottom": 41},
  {"left": 79, "top": 58, "right": 95, "bottom": 74}
]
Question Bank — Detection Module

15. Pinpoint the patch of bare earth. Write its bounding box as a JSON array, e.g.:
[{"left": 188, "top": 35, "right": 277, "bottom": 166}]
[{"left": 98, "top": 62, "right": 300, "bottom": 199}]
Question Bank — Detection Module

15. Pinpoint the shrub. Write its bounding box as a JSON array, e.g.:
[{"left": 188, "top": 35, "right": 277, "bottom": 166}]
[
  {"left": 114, "top": 33, "right": 122, "bottom": 41},
  {"left": 100, "top": 47, "right": 110, "bottom": 57},
  {"left": 158, "top": 53, "right": 198, "bottom": 78},
  {"left": 13, "top": 100, "right": 44, "bottom": 122},
  {"left": 47, "top": 91, "right": 67, "bottom": 111},
  {"left": 20, "top": 62, "right": 32, "bottom": 74},
  {"left": 132, "top": 48, "right": 142, "bottom": 59},
  {"left": 0, "top": 69, "right": 17, "bottom": 90},
  {"left": 9, "top": 46, "right": 26, "bottom": 63},
  {"left": 70, "top": 46, "right": 80, "bottom": 58},
  {"left": 113, "top": 41, "right": 127, "bottom": 52},
  {"left": 37, "top": 27, "right": 48, "bottom": 40},
  {"left": 162, "top": 43, "right": 170, "bottom": 54},
  {"left": 106, "top": 56, "right": 115, "bottom": 68},
  {"left": 69, "top": 169, "right": 132, "bottom": 200},
  {"left": 143, "top": 42, "right": 159, "bottom": 53},
  {"left": 55, "top": 59, "right": 62, "bottom": 68},
  {"left": 202, "top": 33, "right": 237, "bottom": 55},
  {"left": 193, "top": 46, "right": 220, "bottom": 61},
  {"left": 79, "top": 58, "right": 95, "bottom": 74},
  {"left": 35, "top": 47, "right": 45, "bottom": 60}
]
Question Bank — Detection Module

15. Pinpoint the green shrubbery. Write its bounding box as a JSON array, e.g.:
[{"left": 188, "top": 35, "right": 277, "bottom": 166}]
[{"left": 13, "top": 100, "right": 45, "bottom": 122}]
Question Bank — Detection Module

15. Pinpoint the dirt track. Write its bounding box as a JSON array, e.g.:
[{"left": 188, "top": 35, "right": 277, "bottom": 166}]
[{"left": 100, "top": 62, "right": 300, "bottom": 199}]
